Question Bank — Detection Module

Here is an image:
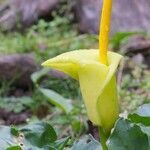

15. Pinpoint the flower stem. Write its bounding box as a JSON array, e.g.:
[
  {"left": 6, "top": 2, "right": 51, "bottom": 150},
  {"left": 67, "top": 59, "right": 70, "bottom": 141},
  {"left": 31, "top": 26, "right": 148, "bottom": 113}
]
[{"left": 98, "top": 126, "right": 108, "bottom": 150}]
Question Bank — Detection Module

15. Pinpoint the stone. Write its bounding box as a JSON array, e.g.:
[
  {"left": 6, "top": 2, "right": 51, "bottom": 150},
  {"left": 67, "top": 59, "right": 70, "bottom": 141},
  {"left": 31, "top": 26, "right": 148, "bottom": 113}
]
[
  {"left": 0, "top": 54, "right": 37, "bottom": 88},
  {"left": 132, "top": 54, "right": 144, "bottom": 66},
  {"left": 0, "top": 0, "right": 59, "bottom": 30},
  {"left": 73, "top": 0, "right": 150, "bottom": 35},
  {"left": 73, "top": 0, "right": 101, "bottom": 34},
  {"left": 0, "top": 108, "right": 31, "bottom": 125},
  {"left": 120, "top": 35, "right": 150, "bottom": 55}
]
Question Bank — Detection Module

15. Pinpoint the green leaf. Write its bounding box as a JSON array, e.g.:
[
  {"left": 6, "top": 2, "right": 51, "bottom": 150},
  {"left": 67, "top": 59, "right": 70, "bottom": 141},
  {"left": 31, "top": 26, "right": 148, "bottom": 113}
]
[
  {"left": 6, "top": 146, "right": 22, "bottom": 150},
  {"left": 40, "top": 88, "right": 73, "bottom": 113},
  {"left": 140, "top": 126, "right": 150, "bottom": 136},
  {"left": 0, "top": 126, "right": 19, "bottom": 149},
  {"left": 51, "top": 137, "right": 70, "bottom": 150},
  {"left": 20, "top": 122, "right": 57, "bottom": 148},
  {"left": 110, "top": 32, "right": 139, "bottom": 49},
  {"left": 31, "top": 68, "right": 50, "bottom": 85},
  {"left": 128, "top": 103, "right": 150, "bottom": 126},
  {"left": 71, "top": 119, "right": 82, "bottom": 133},
  {"left": 139, "top": 125, "right": 150, "bottom": 145},
  {"left": 0, "top": 96, "right": 34, "bottom": 113},
  {"left": 107, "top": 118, "right": 150, "bottom": 150},
  {"left": 11, "top": 127, "right": 19, "bottom": 137},
  {"left": 71, "top": 135, "right": 101, "bottom": 150},
  {"left": 0, "top": 122, "right": 70, "bottom": 150}
]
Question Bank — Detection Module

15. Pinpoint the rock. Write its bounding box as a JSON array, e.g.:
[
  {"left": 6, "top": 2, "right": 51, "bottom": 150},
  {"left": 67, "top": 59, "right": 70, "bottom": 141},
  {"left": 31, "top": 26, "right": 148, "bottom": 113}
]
[
  {"left": 49, "top": 69, "right": 68, "bottom": 78},
  {"left": 73, "top": 0, "right": 150, "bottom": 35},
  {"left": 0, "top": 54, "right": 37, "bottom": 88},
  {"left": 132, "top": 54, "right": 144, "bottom": 66},
  {"left": 120, "top": 35, "right": 150, "bottom": 68},
  {"left": 73, "top": 0, "right": 101, "bottom": 34},
  {"left": 0, "top": 108, "right": 31, "bottom": 125},
  {"left": 120, "top": 35, "right": 150, "bottom": 55},
  {"left": 0, "top": 0, "right": 59, "bottom": 31}
]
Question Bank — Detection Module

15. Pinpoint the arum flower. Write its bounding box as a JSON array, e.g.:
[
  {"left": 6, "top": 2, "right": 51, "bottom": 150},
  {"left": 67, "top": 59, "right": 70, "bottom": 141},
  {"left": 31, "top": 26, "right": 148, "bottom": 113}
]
[{"left": 42, "top": 49, "right": 122, "bottom": 135}]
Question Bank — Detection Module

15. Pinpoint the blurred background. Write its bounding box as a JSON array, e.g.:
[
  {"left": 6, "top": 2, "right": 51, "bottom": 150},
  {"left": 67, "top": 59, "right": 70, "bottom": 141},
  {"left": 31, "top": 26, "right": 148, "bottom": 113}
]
[{"left": 0, "top": 0, "right": 149, "bottom": 138}]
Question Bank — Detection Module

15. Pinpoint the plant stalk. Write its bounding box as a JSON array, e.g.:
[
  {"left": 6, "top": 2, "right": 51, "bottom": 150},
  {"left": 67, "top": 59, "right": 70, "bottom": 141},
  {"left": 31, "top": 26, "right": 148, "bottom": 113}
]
[{"left": 98, "top": 126, "right": 108, "bottom": 150}]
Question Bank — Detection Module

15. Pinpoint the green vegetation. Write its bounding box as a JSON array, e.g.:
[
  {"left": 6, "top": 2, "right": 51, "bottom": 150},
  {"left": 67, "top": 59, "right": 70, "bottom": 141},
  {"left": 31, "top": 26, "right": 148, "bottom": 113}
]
[{"left": 0, "top": 104, "right": 150, "bottom": 149}]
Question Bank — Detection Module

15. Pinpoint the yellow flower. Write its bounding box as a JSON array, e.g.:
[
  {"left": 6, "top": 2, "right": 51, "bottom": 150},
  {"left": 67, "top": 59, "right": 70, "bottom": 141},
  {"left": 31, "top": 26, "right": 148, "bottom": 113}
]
[{"left": 42, "top": 49, "right": 123, "bottom": 135}]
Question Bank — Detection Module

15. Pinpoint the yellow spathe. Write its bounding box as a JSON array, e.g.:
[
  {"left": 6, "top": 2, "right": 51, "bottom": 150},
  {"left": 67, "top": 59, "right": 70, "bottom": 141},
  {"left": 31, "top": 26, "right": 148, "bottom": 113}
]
[{"left": 42, "top": 49, "right": 122, "bottom": 134}]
